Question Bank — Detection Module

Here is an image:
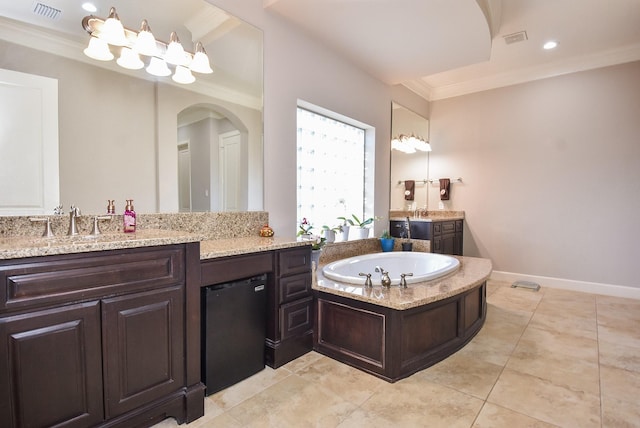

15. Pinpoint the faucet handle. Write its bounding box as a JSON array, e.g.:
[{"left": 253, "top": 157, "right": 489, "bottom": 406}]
[
  {"left": 53, "top": 205, "right": 63, "bottom": 215},
  {"left": 29, "top": 217, "right": 55, "bottom": 237},
  {"left": 358, "top": 272, "right": 373, "bottom": 288},
  {"left": 90, "top": 215, "right": 113, "bottom": 236},
  {"left": 400, "top": 273, "right": 413, "bottom": 288}
]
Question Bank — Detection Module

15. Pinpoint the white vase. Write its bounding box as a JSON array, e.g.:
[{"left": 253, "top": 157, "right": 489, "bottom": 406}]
[
  {"left": 351, "top": 227, "right": 370, "bottom": 240},
  {"left": 310, "top": 249, "right": 322, "bottom": 271},
  {"left": 324, "top": 230, "right": 336, "bottom": 243},
  {"left": 339, "top": 226, "right": 350, "bottom": 241}
]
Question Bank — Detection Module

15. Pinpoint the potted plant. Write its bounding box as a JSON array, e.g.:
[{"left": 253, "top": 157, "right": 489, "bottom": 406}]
[
  {"left": 297, "top": 218, "right": 325, "bottom": 268},
  {"left": 379, "top": 230, "right": 395, "bottom": 252},
  {"left": 338, "top": 214, "right": 378, "bottom": 240},
  {"left": 322, "top": 224, "right": 343, "bottom": 243}
]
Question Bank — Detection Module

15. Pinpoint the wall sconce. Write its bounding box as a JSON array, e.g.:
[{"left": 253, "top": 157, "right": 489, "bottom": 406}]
[
  {"left": 391, "top": 134, "right": 432, "bottom": 154},
  {"left": 82, "top": 6, "right": 214, "bottom": 84}
]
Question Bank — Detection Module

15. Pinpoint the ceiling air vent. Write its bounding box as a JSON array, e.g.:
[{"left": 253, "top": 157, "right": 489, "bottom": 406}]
[
  {"left": 32, "top": 2, "right": 62, "bottom": 20},
  {"left": 503, "top": 31, "right": 528, "bottom": 45}
]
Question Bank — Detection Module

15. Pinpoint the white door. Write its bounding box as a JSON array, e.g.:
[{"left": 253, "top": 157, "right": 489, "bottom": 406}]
[
  {"left": 218, "top": 131, "right": 241, "bottom": 211},
  {"left": 0, "top": 69, "right": 59, "bottom": 215},
  {"left": 177, "top": 142, "right": 192, "bottom": 212}
]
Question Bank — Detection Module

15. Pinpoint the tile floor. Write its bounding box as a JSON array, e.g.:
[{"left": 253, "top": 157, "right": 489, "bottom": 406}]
[{"left": 154, "top": 280, "right": 640, "bottom": 427}]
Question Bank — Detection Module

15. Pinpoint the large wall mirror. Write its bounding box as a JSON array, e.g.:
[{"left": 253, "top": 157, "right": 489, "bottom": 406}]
[
  {"left": 0, "top": 0, "right": 263, "bottom": 214},
  {"left": 390, "top": 102, "right": 430, "bottom": 211}
]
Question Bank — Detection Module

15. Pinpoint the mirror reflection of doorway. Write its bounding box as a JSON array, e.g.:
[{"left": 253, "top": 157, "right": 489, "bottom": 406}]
[
  {"left": 177, "top": 104, "right": 248, "bottom": 212},
  {"left": 177, "top": 142, "right": 192, "bottom": 212},
  {"left": 218, "top": 131, "right": 241, "bottom": 211}
]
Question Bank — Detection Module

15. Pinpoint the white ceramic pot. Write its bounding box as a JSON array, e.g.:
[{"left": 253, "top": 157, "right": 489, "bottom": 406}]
[
  {"left": 351, "top": 227, "right": 370, "bottom": 240},
  {"left": 324, "top": 230, "right": 336, "bottom": 243},
  {"left": 339, "top": 225, "right": 350, "bottom": 241}
]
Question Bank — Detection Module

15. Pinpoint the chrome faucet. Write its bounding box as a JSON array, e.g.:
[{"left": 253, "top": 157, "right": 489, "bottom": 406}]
[
  {"left": 375, "top": 266, "right": 391, "bottom": 288},
  {"left": 67, "top": 205, "right": 81, "bottom": 236}
]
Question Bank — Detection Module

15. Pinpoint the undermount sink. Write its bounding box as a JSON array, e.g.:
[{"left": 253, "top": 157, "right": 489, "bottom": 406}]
[{"left": 322, "top": 251, "right": 460, "bottom": 286}]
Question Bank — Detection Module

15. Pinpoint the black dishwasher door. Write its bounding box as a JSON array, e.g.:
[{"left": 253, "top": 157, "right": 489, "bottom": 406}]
[{"left": 201, "top": 274, "right": 267, "bottom": 395}]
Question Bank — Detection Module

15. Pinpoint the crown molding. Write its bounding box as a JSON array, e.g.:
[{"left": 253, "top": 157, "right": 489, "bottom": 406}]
[{"left": 403, "top": 42, "right": 640, "bottom": 102}]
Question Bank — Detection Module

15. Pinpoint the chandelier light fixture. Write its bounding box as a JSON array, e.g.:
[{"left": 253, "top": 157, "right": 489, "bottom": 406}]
[
  {"left": 391, "top": 134, "right": 432, "bottom": 154},
  {"left": 82, "top": 6, "right": 214, "bottom": 84}
]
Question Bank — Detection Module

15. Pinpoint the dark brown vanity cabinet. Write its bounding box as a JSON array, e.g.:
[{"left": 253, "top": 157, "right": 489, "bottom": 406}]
[
  {"left": 199, "top": 245, "right": 312, "bottom": 371},
  {"left": 0, "top": 243, "right": 204, "bottom": 428},
  {"left": 267, "top": 246, "right": 313, "bottom": 368},
  {"left": 390, "top": 219, "right": 464, "bottom": 256}
]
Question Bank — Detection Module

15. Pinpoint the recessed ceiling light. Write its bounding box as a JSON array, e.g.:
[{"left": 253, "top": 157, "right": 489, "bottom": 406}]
[
  {"left": 82, "top": 2, "right": 97, "bottom": 13},
  {"left": 543, "top": 41, "right": 558, "bottom": 50}
]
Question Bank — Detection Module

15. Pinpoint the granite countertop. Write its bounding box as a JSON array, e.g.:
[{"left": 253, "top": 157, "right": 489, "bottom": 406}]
[
  {"left": 388, "top": 210, "right": 465, "bottom": 222},
  {"left": 314, "top": 255, "right": 492, "bottom": 310},
  {"left": 200, "top": 237, "right": 309, "bottom": 259},
  {"left": 0, "top": 229, "right": 203, "bottom": 260}
]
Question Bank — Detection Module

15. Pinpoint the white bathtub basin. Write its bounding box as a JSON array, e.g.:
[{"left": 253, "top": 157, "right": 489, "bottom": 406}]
[{"left": 322, "top": 252, "right": 460, "bottom": 286}]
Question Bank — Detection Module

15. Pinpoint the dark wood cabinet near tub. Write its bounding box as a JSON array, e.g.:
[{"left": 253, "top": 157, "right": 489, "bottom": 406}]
[
  {"left": 390, "top": 219, "right": 464, "bottom": 255},
  {"left": 0, "top": 243, "right": 204, "bottom": 428},
  {"left": 199, "top": 246, "right": 313, "bottom": 371}
]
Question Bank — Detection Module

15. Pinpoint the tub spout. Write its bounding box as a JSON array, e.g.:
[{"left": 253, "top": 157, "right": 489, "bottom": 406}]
[{"left": 375, "top": 266, "right": 392, "bottom": 288}]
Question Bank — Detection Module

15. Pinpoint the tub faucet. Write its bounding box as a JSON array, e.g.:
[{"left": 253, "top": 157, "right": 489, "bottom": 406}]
[
  {"left": 67, "top": 205, "right": 81, "bottom": 236},
  {"left": 375, "top": 266, "right": 392, "bottom": 288}
]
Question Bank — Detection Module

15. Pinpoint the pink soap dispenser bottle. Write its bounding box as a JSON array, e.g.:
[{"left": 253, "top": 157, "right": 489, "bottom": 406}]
[{"left": 123, "top": 199, "right": 136, "bottom": 233}]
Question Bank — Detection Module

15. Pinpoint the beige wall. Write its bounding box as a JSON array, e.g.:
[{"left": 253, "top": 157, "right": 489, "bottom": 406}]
[{"left": 429, "top": 61, "right": 640, "bottom": 288}]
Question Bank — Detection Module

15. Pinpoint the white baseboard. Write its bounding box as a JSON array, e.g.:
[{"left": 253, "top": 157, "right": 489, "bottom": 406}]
[{"left": 490, "top": 271, "right": 640, "bottom": 300}]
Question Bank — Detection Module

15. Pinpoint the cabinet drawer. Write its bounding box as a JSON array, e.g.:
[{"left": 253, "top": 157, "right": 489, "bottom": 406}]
[
  {"left": 441, "top": 221, "right": 456, "bottom": 233},
  {"left": 278, "top": 247, "right": 311, "bottom": 277},
  {"left": 433, "top": 223, "right": 442, "bottom": 235},
  {"left": 280, "top": 297, "right": 313, "bottom": 340},
  {"left": 279, "top": 272, "right": 312, "bottom": 304},
  {"left": 0, "top": 246, "right": 185, "bottom": 313},
  {"left": 201, "top": 252, "right": 273, "bottom": 286}
]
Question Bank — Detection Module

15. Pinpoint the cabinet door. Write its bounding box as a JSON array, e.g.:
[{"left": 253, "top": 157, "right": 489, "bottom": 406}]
[
  {"left": 102, "top": 286, "right": 184, "bottom": 419},
  {"left": 441, "top": 234, "right": 456, "bottom": 255},
  {"left": 0, "top": 302, "right": 103, "bottom": 428},
  {"left": 280, "top": 297, "right": 313, "bottom": 340}
]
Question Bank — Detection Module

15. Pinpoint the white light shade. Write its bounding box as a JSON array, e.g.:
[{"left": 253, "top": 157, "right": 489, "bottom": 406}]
[
  {"left": 99, "top": 7, "right": 127, "bottom": 46},
  {"left": 117, "top": 47, "right": 144, "bottom": 70},
  {"left": 172, "top": 65, "right": 195, "bottom": 84},
  {"left": 165, "top": 32, "right": 188, "bottom": 66},
  {"left": 83, "top": 36, "right": 114, "bottom": 61},
  {"left": 189, "top": 42, "right": 213, "bottom": 74},
  {"left": 134, "top": 20, "right": 158, "bottom": 57},
  {"left": 543, "top": 40, "right": 558, "bottom": 50},
  {"left": 146, "top": 57, "right": 171, "bottom": 77}
]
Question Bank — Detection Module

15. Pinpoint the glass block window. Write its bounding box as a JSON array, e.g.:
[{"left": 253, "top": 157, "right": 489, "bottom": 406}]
[{"left": 296, "top": 107, "right": 367, "bottom": 233}]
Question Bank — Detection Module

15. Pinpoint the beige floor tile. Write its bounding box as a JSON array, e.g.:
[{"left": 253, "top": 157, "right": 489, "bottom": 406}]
[
  {"left": 528, "top": 311, "right": 597, "bottom": 341},
  {"left": 506, "top": 335, "right": 600, "bottom": 395},
  {"left": 280, "top": 350, "right": 323, "bottom": 373},
  {"left": 472, "top": 402, "right": 558, "bottom": 428},
  {"left": 516, "top": 325, "right": 599, "bottom": 363},
  {"left": 599, "top": 340, "right": 640, "bottom": 373},
  {"left": 539, "top": 289, "right": 596, "bottom": 317},
  {"left": 488, "top": 368, "right": 601, "bottom": 428},
  {"left": 598, "top": 323, "right": 640, "bottom": 349},
  {"left": 418, "top": 351, "right": 504, "bottom": 399},
  {"left": 227, "top": 374, "right": 358, "bottom": 427},
  {"left": 600, "top": 365, "right": 640, "bottom": 403},
  {"left": 294, "top": 354, "right": 385, "bottom": 406},
  {"left": 340, "top": 376, "right": 483, "bottom": 428},
  {"left": 207, "top": 366, "right": 292, "bottom": 411},
  {"left": 487, "top": 286, "right": 543, "bottom": 313},
  {"left": 602, "top": 395, "right": 640, "bottom": 428},
  {"left": 457, "top": 327, "right": 520, "bottom": 367}
]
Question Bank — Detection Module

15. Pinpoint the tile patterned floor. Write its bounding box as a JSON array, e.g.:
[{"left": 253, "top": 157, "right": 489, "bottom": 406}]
[{"left": 154, "top": 280, "right": 640, "bottom": 427}]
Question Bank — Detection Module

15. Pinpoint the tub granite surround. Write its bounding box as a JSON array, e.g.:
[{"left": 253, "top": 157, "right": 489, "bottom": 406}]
[{"left": 315, "top": 253, "right": 491, "bottom": 310}]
